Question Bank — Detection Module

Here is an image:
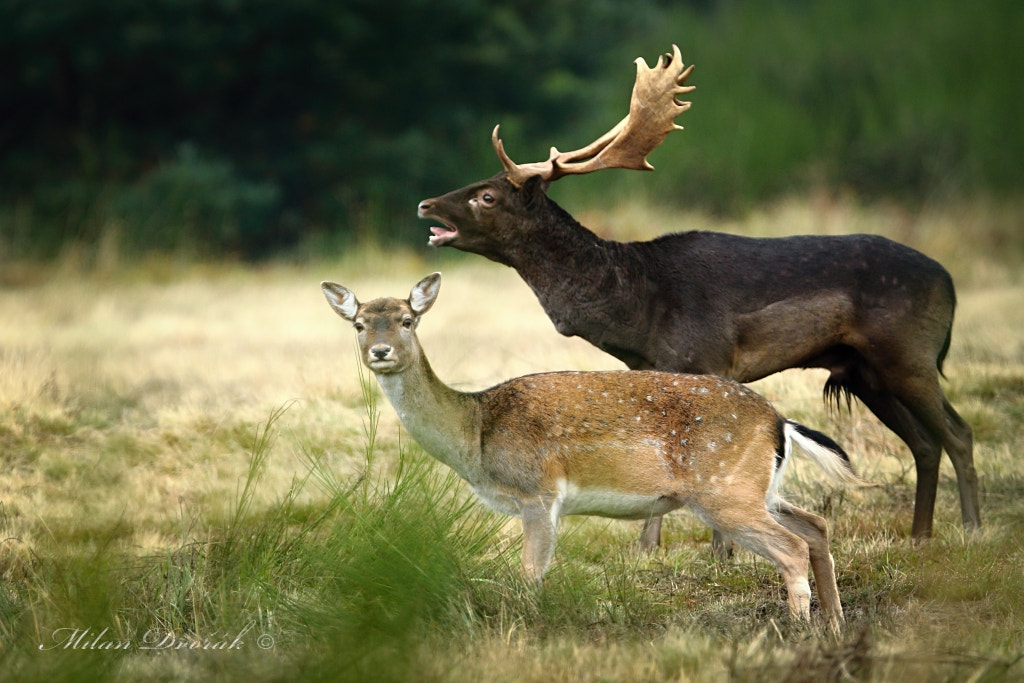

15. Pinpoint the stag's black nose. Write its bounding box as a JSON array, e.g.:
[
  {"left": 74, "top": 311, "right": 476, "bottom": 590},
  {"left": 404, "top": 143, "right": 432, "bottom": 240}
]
[
  {"left": 371, "top": 345, "right": 391, "bottom": 360},
  {"left": 417, "top": 200, "right": 432, "bottom": 216}
]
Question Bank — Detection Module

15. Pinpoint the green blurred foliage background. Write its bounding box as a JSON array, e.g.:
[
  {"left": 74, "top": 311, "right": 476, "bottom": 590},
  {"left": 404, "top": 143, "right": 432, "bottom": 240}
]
[{"left": 1, "top": 0, "right": 1020, "bottom": 259}]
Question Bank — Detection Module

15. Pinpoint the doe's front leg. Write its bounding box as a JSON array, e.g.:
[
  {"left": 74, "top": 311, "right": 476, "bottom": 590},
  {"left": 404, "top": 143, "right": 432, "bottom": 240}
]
[{"left": 520, "top": 498, "right": 560, "bottom": 582}]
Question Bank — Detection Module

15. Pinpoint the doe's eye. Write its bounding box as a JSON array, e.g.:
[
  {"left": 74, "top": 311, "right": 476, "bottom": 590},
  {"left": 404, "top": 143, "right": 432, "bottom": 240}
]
[
  {"left": 402, "top": 317, "right": 414, "bottom": 329},
  {"left": 353, "top": 322, "right": 365, "bottom": 332}
]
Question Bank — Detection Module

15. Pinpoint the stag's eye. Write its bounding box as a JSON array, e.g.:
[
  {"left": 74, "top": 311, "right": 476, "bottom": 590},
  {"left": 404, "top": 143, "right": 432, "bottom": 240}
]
[{"left": 481, "top": 192, "right": 495, "bottom": 204}]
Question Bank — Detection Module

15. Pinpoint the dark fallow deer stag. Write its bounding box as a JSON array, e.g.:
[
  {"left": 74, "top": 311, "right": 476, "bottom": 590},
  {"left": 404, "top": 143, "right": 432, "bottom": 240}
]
[
  {"left": 323, "top": 273, "right": 862, "bottom": 631},
  {"left": 417, "top": 45, "right": 980, "bottom": 554}
]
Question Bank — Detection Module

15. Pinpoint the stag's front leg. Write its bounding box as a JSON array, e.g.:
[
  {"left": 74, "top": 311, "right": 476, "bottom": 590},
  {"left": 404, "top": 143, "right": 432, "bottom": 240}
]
[
  {"left": 639, "top": 516, "right": 662, "bottom": 551},
  {"left": 520, "top": 498, "right": 560, "bottom": 582},
  {"left": 711, "top": 530, "right": 735, "bottom": 562},
  {"left": 644, "top": 515, "right": 735, "bottom": 561}
]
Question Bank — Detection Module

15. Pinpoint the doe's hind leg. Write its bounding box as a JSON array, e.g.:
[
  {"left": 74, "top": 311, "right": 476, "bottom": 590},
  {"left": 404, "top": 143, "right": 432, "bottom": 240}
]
[
  {"left": 772, "top": 499, "right": 844, "bottom": 632},
  {"left": 713, "top": 509, "right": 813, "bottom": 622}
]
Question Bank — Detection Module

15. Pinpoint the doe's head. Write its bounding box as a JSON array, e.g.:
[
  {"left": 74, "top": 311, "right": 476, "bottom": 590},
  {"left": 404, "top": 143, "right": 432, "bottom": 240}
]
[{"left": 322, "top": 273, "right": 441, "bottom": 374}]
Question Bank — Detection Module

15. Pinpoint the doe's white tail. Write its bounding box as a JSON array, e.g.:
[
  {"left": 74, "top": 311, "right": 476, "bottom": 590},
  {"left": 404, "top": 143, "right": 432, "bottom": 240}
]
[{"left": 769, "top": 420, "right": 866, "bottom": 505}]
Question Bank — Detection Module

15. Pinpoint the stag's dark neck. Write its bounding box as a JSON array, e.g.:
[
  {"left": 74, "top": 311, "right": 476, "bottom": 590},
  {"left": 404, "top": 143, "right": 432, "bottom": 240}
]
[
  {"left": 512, "top": 200, "right": 614, "bottom": 273},
  {"left": 503, "top": 198, "right": 653, "bottom": 345}
]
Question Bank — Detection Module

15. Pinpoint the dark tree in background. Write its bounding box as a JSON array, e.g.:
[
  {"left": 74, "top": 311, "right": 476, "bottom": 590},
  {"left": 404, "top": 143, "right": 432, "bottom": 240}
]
[
  {"left": 1, "top": 0, "right": 1020, "bottom": 259},
  {"left": 0, "top": 0, "right": 651, "bottom": 257}
]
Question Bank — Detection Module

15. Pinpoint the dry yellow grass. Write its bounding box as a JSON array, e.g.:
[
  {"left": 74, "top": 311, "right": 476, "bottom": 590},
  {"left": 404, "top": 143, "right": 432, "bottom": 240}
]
[
  {"left": 1, "top": 197, "right": 1022, "bottom": 680},
  {"left": 0, "top": 259, "right": 621, "bottom": 556}
]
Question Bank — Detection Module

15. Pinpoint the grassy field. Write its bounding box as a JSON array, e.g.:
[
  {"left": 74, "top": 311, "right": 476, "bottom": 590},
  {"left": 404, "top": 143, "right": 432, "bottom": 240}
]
[{"left": 1, "top": 197, "right": 1023, "bottom": 681}]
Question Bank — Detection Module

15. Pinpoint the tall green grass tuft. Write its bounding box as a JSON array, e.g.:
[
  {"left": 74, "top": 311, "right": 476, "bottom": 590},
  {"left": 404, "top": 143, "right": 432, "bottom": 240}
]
[
  {"left": 0, "top": 386, "right": 509, "bottom": 681},
  {"left": 279, "top": 368, "right": 505, "bottom": 680}
]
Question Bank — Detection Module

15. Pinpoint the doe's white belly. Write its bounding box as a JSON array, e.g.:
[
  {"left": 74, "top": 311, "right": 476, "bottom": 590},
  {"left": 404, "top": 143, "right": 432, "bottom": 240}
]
[
  {"left": 558, "top": 480, "right": 681, "bottom": 520},
  {"left": 467, "top": 480, "right": 683, "bottom": 521},
  {"left": 470, "top": 485, "right": 523, "bottom": 517}
]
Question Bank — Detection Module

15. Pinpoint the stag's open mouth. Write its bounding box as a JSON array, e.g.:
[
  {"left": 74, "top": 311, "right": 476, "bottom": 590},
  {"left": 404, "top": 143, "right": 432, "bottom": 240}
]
[{"left": 428, "top": 224, "right": 458, "bottom": 247}]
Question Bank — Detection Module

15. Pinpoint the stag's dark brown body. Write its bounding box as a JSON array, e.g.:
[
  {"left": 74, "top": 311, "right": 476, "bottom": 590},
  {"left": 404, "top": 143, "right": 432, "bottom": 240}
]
[{"left": 418, "top": 174, "right": 980, "bottom": 544}]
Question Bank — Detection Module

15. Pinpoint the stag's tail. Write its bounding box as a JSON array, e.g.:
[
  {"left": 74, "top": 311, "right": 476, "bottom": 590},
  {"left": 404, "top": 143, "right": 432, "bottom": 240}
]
[
  {"left": 937, "top": 320, "right": 953, "bottom": 378},
  {"left": 937, "top": 267, "right": 958, "bottom": 378},
  {"left": 768, "top": 420, "right": 865, "bottom": 506}
]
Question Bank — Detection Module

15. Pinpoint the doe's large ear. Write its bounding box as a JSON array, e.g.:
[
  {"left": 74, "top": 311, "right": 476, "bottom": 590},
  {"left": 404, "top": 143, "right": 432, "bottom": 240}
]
[
  {"left": 409, "top": 273, "right": 441, "bottom": 315},
  {"left": 321, "top": 282, "right": 360, "bottom": 321}
]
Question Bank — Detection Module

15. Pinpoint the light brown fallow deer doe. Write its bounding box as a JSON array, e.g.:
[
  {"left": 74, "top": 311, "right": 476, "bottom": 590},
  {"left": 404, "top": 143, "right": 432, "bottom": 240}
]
[{"left": 322, "top": 273, "right": 864, "bottom": 630}]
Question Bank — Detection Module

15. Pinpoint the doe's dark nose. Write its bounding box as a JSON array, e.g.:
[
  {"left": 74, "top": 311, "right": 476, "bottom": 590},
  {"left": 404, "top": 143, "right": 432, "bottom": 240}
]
[{"left": 371, "top": 345, "right": 391, "bottom": 360}]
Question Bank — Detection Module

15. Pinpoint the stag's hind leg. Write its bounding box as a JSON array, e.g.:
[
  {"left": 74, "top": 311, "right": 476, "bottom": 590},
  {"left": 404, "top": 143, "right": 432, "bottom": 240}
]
[
  {"left": 896, "top": 377, "right": 980, "bottom": 532},
  {"left": 940, "top": 397, "right": 979, "bottom": 529},
  {"left": 848, "top": 381, "right": 941, "bottom": 538},
  {"left": 837, "top": 367, "right": 948, "bottom": 539},
  {"left": 772, "top": 500, "right": 844, "bottom": 632},
  {"left": 855, "top": 362, "right": 980, "bottom": 536}
]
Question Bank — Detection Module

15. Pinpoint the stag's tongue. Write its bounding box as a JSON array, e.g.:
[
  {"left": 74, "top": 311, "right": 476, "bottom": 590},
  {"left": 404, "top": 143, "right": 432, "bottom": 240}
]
[{"left": 428, "top": 225, "right": 457, "bottom": 246}]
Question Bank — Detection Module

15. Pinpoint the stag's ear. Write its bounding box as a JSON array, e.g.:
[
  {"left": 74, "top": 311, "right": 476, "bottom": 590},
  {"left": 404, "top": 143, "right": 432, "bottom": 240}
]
[
  {"left": 322, "top": 282, "right": 360, "bottom": 321},
  {"left": 520, "top": 174, "right": 550, "bottom": 210},
  {"left": 409, "top": 273, "right": 441, "bottom": 315}
]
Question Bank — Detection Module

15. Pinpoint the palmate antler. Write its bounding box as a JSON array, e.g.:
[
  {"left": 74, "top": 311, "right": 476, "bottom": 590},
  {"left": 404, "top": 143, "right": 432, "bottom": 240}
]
[{"left": 493, "top": 44, "right": 695, "bottom": 188}]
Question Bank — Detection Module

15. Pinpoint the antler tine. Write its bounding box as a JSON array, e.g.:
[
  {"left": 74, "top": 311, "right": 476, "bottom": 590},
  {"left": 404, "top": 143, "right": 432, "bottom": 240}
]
[
  {"left": 493, "top": 44, "right": 694, "bottom": 188},
  {"left": 492, "top": 125, "right": 552, "bottom": 182}
]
